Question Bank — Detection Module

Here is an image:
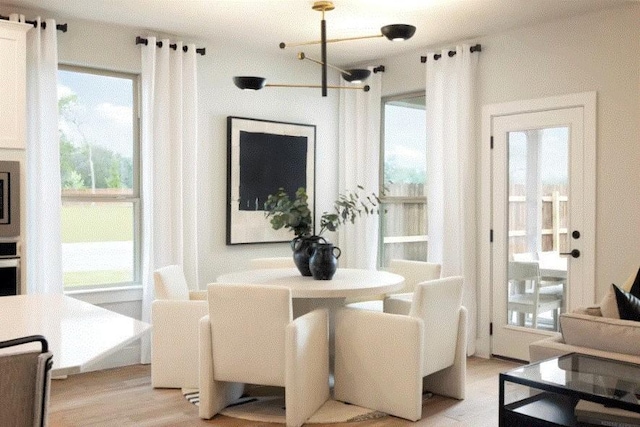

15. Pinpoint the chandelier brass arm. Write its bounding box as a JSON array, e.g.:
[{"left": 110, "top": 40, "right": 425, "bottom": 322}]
[
  {"left": 232, "top": 76, "right": 369, "bottom": 92},
  {"left": 266, "top": 83, "right": 370, "bottom": 91},
  {"left": 280, "top": 33, "right": 384, "bottom": 50},
  {"left": 297, "top": 52, "right": 351, "bottom": 75}
]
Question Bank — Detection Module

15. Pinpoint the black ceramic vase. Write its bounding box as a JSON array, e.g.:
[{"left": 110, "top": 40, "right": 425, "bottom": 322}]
[
  {"left": 309, "top": 243, "right": 342, "bottom": 280},
  {"left": 291, "top": 235, "right": 326, "bottom": 276}
]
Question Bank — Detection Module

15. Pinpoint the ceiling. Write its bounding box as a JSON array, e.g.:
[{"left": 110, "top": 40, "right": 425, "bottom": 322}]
[{"left": 3, "top": 0, "right": 635, "bottom": 66}]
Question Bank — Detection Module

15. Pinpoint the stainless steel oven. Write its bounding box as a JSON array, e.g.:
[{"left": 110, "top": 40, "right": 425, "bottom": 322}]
[
  {"left": 0, "top": 161, "right": 20, "bottom": 238},
  {"left": 0, "top": 240, "right": 20, "bottom": 296}
]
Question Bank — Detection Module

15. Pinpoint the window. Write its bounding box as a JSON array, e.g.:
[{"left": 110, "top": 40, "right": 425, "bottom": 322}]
[
  {"left": 379, "top": 93, "right": 427, "bottom": 268},
  {"left": 58, "top": 66, "right": 140, "bottom": 290}
]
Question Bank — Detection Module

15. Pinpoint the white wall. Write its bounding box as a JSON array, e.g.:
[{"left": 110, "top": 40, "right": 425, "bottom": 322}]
[{"left": 361, "top": 3, "right": 640, "bottom": 354}]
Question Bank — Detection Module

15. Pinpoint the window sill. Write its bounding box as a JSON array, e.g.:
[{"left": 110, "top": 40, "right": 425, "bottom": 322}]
[{"left": 65, "top": 285, "right": 143, "bottom": 305}]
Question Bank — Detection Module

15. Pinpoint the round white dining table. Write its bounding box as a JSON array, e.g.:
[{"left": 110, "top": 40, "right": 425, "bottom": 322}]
[{"left": 216, "top": 267, "right": 405, "bottom": 299}]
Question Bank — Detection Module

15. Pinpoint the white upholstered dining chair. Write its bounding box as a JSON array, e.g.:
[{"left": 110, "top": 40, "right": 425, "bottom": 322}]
[
  {"left": 346, "top": 259, "right": 441, "bottom": 312},
  {"left": 198, "top": 283, "right": 330, "bottom": 427},
  {"left": 334, "top": 276, "right": 467, "bottom": 421},
  {"left": 151, "top": 265, "right": 208, "bottom": 389}
]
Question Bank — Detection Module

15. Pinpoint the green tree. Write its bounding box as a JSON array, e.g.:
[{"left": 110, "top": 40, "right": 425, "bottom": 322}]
[
  {"left": 58, "top": 93, "right": 133, "bottom": 192},
  {"left": 59, "top": 94, "right": 97, "bottom": 192}
]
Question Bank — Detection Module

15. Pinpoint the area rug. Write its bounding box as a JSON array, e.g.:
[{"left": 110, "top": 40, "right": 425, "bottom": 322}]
[
  {"left": 183, "top": 387, "right": 433, "bottom": 424},
  {"left": 182, "top": 386, "right": 390, "bottom": 423}
]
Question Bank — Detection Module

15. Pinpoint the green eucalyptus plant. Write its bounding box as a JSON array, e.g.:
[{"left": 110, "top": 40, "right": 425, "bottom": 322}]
[
  {"left": 264, "top": 186, "right": 382, "bottom": 237},
  {"left": 264, "top": 187, "right": 313, "bottom": 237}
]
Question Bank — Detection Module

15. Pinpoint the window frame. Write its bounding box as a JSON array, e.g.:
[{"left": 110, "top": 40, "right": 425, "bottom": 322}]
[
  {"left": 378, "top": 91, "right": 428, "bottom": 268},
  {"left": 58, "top": 64, "right": 142, "bottom": 291}
]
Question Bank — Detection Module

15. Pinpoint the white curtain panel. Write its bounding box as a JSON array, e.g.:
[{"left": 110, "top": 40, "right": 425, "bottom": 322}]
[
  {"left": 337, "top": 68, "right": 381, "bottom": 270},
  {"left": 17, "top": 16, "right": 64, "bottom": 294},
  {"left": 425, "top": 45, "right": 478, "bottom": 355},
  {"left": 140, "top": 37, "right": 199, "bottom": 363}
]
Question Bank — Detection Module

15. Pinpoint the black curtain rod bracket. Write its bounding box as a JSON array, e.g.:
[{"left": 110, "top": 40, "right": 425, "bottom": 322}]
[
  {"left": 420, "top": 43, "right": 481, "bottom": 62},
  {"left": 373, "top": 65, "right": 385, "bottom": 73},
  {"left": 136, "top": 36, "right": 206, "bottom": 55},
  {"left": 0, "top": 15, "right": 67, "bottom": 31}
]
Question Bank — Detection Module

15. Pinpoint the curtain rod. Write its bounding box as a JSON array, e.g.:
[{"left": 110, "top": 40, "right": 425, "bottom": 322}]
[
  {"left": 420, "top": 44, "right": 481, "bottom": 63},
  {"left": 136, "top": 36, "right": 206, "bottom": 56},
  {"left": 0, "top": 15, "right": 67, "bottom": 32}
]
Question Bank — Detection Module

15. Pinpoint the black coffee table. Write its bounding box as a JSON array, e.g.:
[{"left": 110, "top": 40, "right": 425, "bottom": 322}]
[{"left": 499, "top": 353, "right": 640, "bottom": 426}]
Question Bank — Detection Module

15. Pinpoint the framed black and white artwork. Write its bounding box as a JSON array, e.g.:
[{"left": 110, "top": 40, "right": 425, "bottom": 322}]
[{"left": 226, "top": 116, "right": 316, "bottom": 245}]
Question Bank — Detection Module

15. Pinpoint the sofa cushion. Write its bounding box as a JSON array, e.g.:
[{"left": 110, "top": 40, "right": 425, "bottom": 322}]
[
  {"left": 613, "top": 284, "right": 640, "bottom": 322},
  {"left": 572, "top": 306, "right": 602, "bottom": 317},
  {"left": 560, "top": 312, "right": 640, "bottom": 356}
]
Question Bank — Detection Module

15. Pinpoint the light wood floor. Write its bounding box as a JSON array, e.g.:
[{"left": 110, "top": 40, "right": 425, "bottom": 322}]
[{"left": 48, "top": 356, "right": 522, "bottom": 427}]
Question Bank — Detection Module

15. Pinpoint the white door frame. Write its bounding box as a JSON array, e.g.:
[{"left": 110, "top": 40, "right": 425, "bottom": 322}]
[{"left": 476, "top": 92, "right": 596, "bottom": 358}]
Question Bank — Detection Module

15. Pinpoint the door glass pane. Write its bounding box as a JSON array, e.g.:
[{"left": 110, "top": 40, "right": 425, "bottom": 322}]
[
  {"left": 507, "top": 127, "right": 569, "bottom": 331},
  {"left": 62, "top": 201, "right": 134, "bottom": 288}
]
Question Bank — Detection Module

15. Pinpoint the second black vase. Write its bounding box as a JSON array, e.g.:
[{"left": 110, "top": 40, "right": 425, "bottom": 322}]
[
  {"left": 309, "top": 242, "right": 342, "bottom": 280},
  {"left": 291, "top": 235, "right": 326, "bottom": 276}
]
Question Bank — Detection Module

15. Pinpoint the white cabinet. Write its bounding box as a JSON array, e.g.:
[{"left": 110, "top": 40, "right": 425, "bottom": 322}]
[{"left": 0, "top": 21, "right": 30, "bottom": 150}]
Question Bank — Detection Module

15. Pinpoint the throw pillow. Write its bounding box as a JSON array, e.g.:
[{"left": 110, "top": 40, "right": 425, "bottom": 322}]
[
  {"left": 621, "top": 269, "right": 636, "bottom": 292},
  {"left": 600, "top": 285, "right": 620, "bottom": 318},
  {"left": 613, "top": 284, "right": 640, "bottom": 322},
  {"left": 629, "top": 267, "right": 640, "bottom": 297}
]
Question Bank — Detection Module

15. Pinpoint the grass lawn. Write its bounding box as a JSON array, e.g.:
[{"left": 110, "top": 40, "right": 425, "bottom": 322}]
[
  {"left": 64, "top": 270, "right": 132, "bottom": 287},
  {"left": 62, "top": 203, "right": 134, "bottom": 287},
  {"left": 62, "top": 203, "right": 133, "bottom": 243}
]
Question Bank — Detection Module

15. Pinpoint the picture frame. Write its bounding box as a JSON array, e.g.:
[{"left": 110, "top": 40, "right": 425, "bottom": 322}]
[{"left": 226, "top": 116, "right": 316, "bottom": 245}]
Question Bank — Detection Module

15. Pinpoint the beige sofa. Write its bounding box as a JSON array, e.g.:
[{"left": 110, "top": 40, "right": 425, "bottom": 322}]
[{"left": 530, "top": 306, "right": 640, "bottom": 364}]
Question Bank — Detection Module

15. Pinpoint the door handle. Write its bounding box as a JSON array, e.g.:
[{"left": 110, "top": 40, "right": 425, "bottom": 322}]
[{"left": 560, "top": 249, "right": 580, "bottom": 258}]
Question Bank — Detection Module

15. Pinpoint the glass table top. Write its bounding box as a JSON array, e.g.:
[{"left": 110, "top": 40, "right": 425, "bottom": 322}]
[{"left": 503, "top": 353, "right": 640, "bottom": 407}]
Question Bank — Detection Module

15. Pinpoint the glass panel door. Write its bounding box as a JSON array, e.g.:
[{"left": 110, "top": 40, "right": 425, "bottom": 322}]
[{"left": 506, "top": 127, "right": 569, "bottom": 330}]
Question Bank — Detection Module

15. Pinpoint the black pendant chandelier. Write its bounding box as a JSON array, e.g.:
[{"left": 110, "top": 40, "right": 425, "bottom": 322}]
[{"left": 233, "top": 1, "right": 416, "bottom": 97}]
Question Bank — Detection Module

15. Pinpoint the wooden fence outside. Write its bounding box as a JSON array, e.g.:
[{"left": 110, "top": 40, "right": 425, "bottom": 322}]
[{"left": 508, "top": 184, "right": 568, "bottom": 254}]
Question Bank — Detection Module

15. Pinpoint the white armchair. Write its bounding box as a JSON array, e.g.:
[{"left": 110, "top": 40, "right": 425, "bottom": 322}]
[
  {"left": 334, "top": 276, "right": 467, "bottom": 421},
  {"left": 199, "top": 283, "right": 330, "bottom": 427},
  {"left": 347, "top": 259, "right": 441, "bottom": 312},
  {"left": 151, "top": 265, "right": 208, "bottom": 389}
]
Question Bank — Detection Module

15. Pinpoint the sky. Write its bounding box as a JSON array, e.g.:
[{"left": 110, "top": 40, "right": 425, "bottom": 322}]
[
  {"left": 384, "top": 103, "right": 426, "bottom": 178},
  {"left": 58, "top": 69, "right": 134, "bottom": 158}
]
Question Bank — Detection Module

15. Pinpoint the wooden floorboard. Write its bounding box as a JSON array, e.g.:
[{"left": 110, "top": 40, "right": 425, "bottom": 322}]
[{"left": 48, "top": 356, "right": 521, "bottom": 426}]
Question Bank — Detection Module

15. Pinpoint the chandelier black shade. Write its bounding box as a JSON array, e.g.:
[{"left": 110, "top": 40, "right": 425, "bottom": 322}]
[
  {"left": 341, "top": 69, "right": 371, "bottom": 83},
  {"left": 381, "top": 24, "right": 416, "bottom": 41},
  {"left": 233, "top": 76, "right": 267, "bottom": 90}
]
